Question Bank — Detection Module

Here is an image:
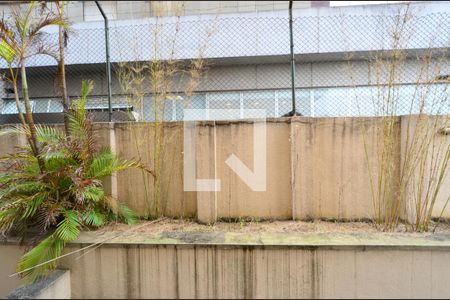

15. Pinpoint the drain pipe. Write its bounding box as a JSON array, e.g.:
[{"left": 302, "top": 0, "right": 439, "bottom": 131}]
[
  {"left": 283, "top": 1, "right": 302, "bottom": 117},
  {"left": 95, "top": 1, "right": 113, "bottom": 122}
]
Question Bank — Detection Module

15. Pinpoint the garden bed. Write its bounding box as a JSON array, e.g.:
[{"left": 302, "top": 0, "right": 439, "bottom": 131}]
[
  {"left": 96, "top": 218, "right": 450, "bottom": 234},
  {"left": 74, "top": 218, "right": 450, "bottom": 247}
]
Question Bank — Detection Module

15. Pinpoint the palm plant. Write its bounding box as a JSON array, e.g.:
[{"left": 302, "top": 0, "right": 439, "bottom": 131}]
[
  {"left": 0, "top": 81, "right": 153, "bottom": 283},
  {"left": 0, "top": 1, "right": 67, "bottom": 169}
]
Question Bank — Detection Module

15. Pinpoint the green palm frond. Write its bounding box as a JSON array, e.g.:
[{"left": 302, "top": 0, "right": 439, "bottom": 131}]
[
  {"left": 42, "top": 150, "right": 74, "bottom": 172},
  {"left": 0, "top": 206, "right": 20, "bottom": 234},
  {"left": 22, "top": 159, "right": 41, "bottom": 176},
  {"left": 80, "top": 185, "right": 104, "bottom": 202},
  {"left": 86, "top": 149, "right": 155, "bottom": 179},
  {"left": 53, "top": 210, "right": 80, "bottom": 242},
  {"left": 82, "top": 210, "right": 106, "bottom": 227},
  {"left": 68, "top": 80, "right": 93, "bottom": 140},
  {"left": 21, "top": 193, "right": 47, "bottom": 220},
  {"left": 16, "top": 144, "right": 34, "bottom": 153},
  {"left": 86, "top": 149, "right": 115, "bottom": 178},
  {"left": 115, "top": 159, "right": 155, "bottom": 177},
  {"left": 27, "top": 16, "right": 67, "bottom": 42},
  {"left": 16, "top": 235, "right": 65, "bottom": 283},
  {"left": 0, "top": 182, "right": 47, "bottom": 202},
  {"left": 0, "top": 152, "right": 36, "bottom": 163},
  {"left": 118, "top": 204, "right": 137, "bottom": 225},
  {"left": 0, "top": 39, "right": 16, "bottom": 64},
  {"left": 15, "top": 2, "right": 35, "bottom": 39},
  {"left": 36, "top": 125, "right": 65, "bottom": 144},
  {"left": 0, "top": 173, "right": 14, "bottom": 184}
]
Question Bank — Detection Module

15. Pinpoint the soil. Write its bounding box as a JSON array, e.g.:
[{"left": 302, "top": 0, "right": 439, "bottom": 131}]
[{"left": 94, "top": 218, "right": 450, "bottom": 237}]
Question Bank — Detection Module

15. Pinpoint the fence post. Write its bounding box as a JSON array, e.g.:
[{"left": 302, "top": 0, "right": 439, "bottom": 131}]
[
  {"left": 284, "top": 1, "right": 301, "bottom": 117},
  {"left": 95, "top": 1, "right": 113, "bottom": 122}
]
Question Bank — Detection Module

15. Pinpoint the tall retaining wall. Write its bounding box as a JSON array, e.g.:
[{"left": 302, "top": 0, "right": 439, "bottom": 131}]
[
  {"left": 0, "top": 116, "right": 448, "bottom": 222},
  {"left": 4, "top": 231, "right": 450, "bottom": 299},
  {"left": 61, "top": 244, "right": 450, "bottom": 299},
  {"left": 24, "top": 232, "right": 450, "bottom": 298}
]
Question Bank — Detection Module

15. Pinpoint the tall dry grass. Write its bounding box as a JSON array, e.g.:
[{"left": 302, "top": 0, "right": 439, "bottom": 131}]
[
  {"left": 345, "top": 4, "right": 449, "bottom": 231},
  {"left": 115, "top": 1, "right": 217, "bottom": 217}
]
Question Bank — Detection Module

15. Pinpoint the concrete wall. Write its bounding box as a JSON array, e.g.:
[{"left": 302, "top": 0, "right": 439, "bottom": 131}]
[
  {"left": 4, "top": 231, "right": 450, "bottom": 299},
  {"left": 6, "top": 270, "right": 71, "bottom": 299},
  {"left": 0, "top": 125, "right": 26, "bottom": 155},
  {"left": 55, "top": 243, "right": 450, "bottom": 299},
  {"left": 195, "top": 116, "right": 431, "bottom": 223},
  {"left": 0, "top": 115, "right": 448, "bottom": 222},
  {"left": 198, "top": 120, "right": 292, "bottom": 221},
  {"left": 291, "top": 117, "right": 383, "bottom": 220},
  {"left": 401, "top": 115, "right": 450, "bottom": 220},
  {"left": 0, "top": 244, "right": 25, "bottom": 298},
  {"left": 113, "top": 122, "right": 197, "bottom": 218}
]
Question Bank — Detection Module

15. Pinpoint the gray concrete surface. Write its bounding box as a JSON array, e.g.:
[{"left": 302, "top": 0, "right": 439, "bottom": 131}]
[
  {"left": 6, "top": 270, "right": 71, "bottom": 299},
  {"left": 59, "top": 231, "right": 450, "bottom": 298},
  {"left": 3, "top": 228, "right": 450, "bottom": 298},
  {"left": 0, "top": 115, "right": 448, "bottom": 222}
]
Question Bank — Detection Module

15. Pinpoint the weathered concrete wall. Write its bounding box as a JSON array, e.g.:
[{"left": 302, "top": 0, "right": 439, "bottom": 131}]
[
  {"left": 55, "top": 242, "right": 450, "bottom": 299},
  {"left": 108, "top": 116, "right": 447, "bottom": 222},
  {"left": 0, "top": 125, "right": 26, "bottom": 155},
  {"left": 0, "top": 116, "right": 448, "bottom": 221},
  {"left": 291, "top": 117, "right": 381, "bottom": 220},
  {"left": 196, "top": 120, "right": 292, "bottom": 222},
  {"left": 401, "top": 115, "right": 450, "bottom": 221},
  {"left": 0, "top": 244, "right": 24, "bottom": 298},
  {"left": 3, "top": 227, "right": 450, "bottom": 298},
  {"left": 112, "top": 122, "right": 197, "bottom": 218},
  {"left": 6, "top": 270, "right": 71, "bottom": 299}
]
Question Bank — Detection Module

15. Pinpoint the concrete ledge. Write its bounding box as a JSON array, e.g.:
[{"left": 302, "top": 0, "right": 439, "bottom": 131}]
[
  {"left": 73, "top": 230, "right": 450, "bottom": 249},
  {"left": 6, "top": 270, "right": 70, "bottom": 299}
]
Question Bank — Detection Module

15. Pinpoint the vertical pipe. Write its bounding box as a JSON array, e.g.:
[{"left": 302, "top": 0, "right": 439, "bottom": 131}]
[
  {"left": 95, "top": 1, "right": 113, "bottom": 122},
  {"left": 289, "top": 1, "right": 296, "bottom": 115}
]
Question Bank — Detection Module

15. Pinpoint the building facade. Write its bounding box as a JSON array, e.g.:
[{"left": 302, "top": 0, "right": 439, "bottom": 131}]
[{"left": 0, "top": 1, "right": 448, "bottom": 123}]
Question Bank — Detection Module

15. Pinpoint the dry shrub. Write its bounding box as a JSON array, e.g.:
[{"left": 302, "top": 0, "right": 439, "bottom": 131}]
[{"left": 115, "top": 1, "right": 218, "bottom": 217}]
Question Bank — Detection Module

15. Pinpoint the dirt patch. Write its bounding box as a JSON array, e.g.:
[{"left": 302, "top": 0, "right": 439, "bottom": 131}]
[{"left": 93, "top": 218, "right": 450, "bottom": 237}]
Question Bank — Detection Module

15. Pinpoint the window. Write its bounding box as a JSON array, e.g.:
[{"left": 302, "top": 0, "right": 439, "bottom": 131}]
[
  {"left": 34, "top": 99, "right": 51, "bottom": 113},
  {"left": 207, "top": 92, "right": 241, "bottom": 120},
  {"left": 2, "top": 99, "right": 62, "bottom": 114},
  {"left": 3, "top": 84, "right": 445, "bottom": 120},
  {"left": 2, "top": 100, "right": 29, "bottom": 114},
  {"left": 48, "top": 100, "right": 64, "bottom": 113},
  {"left": 243, "top": 90, "right": 276, "bottom": 118},
  {"left": 179, "top": 94, "right": 206, "bottom": 121},
  {"left": 278, "top": 89, "right": 311, "bottom": 117}
]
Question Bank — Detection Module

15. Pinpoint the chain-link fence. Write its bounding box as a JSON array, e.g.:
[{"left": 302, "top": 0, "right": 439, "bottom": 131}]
[{"left": 0, "top": 3, "right": 449, "bottom": 124}]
